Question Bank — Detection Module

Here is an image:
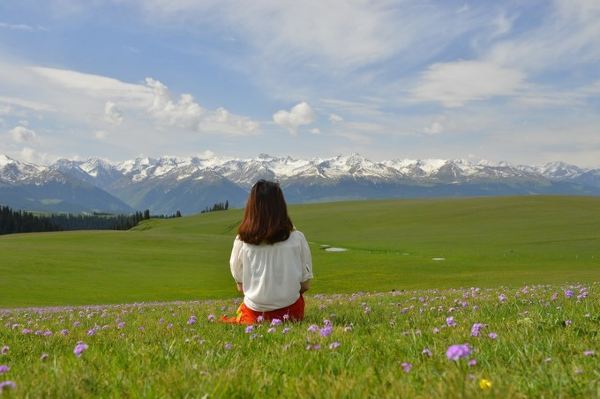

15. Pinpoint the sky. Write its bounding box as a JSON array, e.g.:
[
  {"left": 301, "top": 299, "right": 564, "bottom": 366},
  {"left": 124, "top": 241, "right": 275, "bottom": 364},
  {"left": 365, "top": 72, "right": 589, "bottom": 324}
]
[{"left": 0, "top": 0, "right": 599, "bottom": 167}]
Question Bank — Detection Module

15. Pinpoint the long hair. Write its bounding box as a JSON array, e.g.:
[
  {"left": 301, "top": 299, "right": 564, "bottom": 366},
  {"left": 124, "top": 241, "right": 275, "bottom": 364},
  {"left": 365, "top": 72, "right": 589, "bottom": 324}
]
[{"left": 237, "top": 180, "right": 293, "bottom": 245}]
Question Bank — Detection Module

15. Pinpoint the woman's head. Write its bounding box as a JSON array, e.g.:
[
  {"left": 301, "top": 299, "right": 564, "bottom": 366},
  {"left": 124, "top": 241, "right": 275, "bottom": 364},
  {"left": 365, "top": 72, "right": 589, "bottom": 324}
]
[{"left": 237, "top": 179, "right": 293, "bottom": 245}]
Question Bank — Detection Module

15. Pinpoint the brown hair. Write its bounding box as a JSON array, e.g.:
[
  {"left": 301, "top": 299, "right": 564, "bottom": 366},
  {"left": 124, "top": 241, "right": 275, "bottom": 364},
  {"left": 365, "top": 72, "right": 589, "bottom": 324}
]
[{"left": 237, "top": 179, "right": 294, "bottom": 245}]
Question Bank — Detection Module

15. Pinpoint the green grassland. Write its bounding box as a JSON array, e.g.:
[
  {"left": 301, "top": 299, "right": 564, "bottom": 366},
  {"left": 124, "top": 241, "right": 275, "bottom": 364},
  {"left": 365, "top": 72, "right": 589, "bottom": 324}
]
[{"left": 1, "top": 195, "right": 600, "bottom": 307}]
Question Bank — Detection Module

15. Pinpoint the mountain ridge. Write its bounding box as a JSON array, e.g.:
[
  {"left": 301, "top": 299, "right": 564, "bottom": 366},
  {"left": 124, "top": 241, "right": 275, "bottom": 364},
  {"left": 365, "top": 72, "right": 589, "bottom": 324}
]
[{"left": 1, "top": 153, "right": 599, "bottom": 214}]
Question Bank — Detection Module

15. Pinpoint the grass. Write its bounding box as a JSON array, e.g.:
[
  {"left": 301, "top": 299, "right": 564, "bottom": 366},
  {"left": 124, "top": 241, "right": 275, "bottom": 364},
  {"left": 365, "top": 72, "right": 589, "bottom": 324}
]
[
  {"left": 1, "top": 195, "right": 600, "bottom": 307},
  {"left": 0, "top": 284, "right": 598, "bottom": 397}
]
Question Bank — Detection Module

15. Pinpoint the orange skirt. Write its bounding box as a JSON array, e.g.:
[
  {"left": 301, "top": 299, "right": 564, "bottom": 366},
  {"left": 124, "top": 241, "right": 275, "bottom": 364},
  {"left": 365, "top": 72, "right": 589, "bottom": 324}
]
[{"left": 220, "top": 295, "right": 305, "bottom": 325}]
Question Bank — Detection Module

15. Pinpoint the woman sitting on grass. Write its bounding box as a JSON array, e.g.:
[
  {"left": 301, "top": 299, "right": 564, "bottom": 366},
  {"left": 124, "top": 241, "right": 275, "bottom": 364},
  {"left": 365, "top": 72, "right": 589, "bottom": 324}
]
[{"left": 221, "top": 179, "right": 313, "bottom": 324}]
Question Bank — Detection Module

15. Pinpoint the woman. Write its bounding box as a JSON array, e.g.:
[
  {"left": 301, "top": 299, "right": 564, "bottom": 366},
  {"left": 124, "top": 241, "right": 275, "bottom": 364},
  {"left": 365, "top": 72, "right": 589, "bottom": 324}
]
[{"left": 221, "top": 180, "right": 313, "bottom": 324}]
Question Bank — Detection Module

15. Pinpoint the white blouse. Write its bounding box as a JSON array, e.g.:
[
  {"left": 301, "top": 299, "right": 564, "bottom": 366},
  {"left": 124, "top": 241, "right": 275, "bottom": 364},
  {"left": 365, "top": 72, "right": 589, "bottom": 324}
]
[{"left": 229, "top": 230, "right": 314, "bottom": 312}]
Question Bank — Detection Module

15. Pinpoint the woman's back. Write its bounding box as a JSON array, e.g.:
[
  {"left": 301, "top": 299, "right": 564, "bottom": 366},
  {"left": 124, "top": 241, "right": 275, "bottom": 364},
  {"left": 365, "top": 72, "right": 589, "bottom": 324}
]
[{"left": 230, "top": 230, "right": 313, "bottom": 311}]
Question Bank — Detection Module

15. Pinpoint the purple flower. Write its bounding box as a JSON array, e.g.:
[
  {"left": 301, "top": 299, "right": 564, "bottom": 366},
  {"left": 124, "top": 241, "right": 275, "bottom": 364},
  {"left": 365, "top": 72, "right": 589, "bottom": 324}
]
[
  {"left": 256, "top": 315, "right": 264, "bottom": 323},
  {"left": 224, "top": 342, "right": 233, "bottom": 350},
  {"left": 73, "top": 321, "right": 81, "bottom": 327},
  {"left": 267, "top": 327, "right": 276, "bottom": 334},
  {"left": 306, "top": 344, "right": 321, "bottom": 351},
  {"left": 40, "top": 353, "right": 49, "bottom": 361},
  {"left": 422, "top": 348, "right": 432, "bottom": 357},
  {"left": 73, "top": 342, "right": 89, "bottom": 357},
  {"left": 87, "top": 328, "right": 96, "bottom": 336},
  {"left": 433, "top": 327, "right": 440, "bottom": 334},
  {"left": 583, "top": 350, "right": 595, "bottom": 357},
  {"left": 446, "top": 317, "right": 457, "bottom": 327},
  {"left": 564, "top": 289, "right": 574, "bottom": 298},
  {"left": 167, "top": 323, "right": 173, "bottom": 329},
  {"left": 551, "top": 292, "right": 558, "bottom": 301},
  {"left": 446, "top": 344, "right": 471, "bottom": 361},
  {"left": 0, "top": 346, "right": 8, "bottom": 355},
  {"left": 498, "top": 294, "right": 507, "bottom": 303},
  {"left": 271, "top": 318, "right": 282, "bottom": 326},
  {"left": 320, "top": 325, "right": 333, "bottom": 337},
  {"left": 323, "top": 319, "right": 332, "bottom": 326},
  {"left": 307, "top": 324, "right": 319, "bottom": 333},
  {"left": 468, "top": 359, "right": 477, "bottom": 367},
  {"left": 207, "top": 314, "right": 215, "bottom": 322},
  {"left": 60, "top": 329, "right": 69, "bottom": 336},
  {"left": 401, "top": 362, "right": 412, "bottom": 373},
  {"left": 488, "top": 332, "right": 498, "bottom": 340},
  {"left": 283, "top": 314, "right": 290, "bottom": 321},
  {"left": 117, "top": 322, "right": 125, "bottom": 329},
  {"left": 471, "top": 323, "right": 485, "bottom": 337},
  {"left": 187, "top": 316, "right": 197, "bottom": 325},
  {"left": 0, "top": 365, "right": 9, "bottom": 374},
  {"left": 282, "top": 327, "right": 290, "bottom": 334},
  {"left": 0, "top": 381, "right": 16, "bottom": 393},
  {"left": 564, "top": 320, "right": 572, "bottom": 327},
  {"left": 245, "top": 325, "right": 254, "bottom": 334},
  {"left": 329, "top": 341, "right": 341, "bottom": 350},
  {"left": 21, "top": 328, "right": 32, "bottom": 335}
]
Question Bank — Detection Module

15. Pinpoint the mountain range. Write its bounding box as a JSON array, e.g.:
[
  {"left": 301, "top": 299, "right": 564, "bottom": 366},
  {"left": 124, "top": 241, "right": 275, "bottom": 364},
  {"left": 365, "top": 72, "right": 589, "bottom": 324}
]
[{"left": 1, "top": 153, "right": 599, "bottom": 214}]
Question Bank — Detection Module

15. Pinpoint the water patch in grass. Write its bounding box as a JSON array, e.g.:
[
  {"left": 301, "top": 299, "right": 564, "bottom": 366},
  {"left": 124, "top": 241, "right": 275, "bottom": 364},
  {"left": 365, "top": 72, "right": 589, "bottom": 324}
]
[{"left": 325, "top": 247, "right": 348, "bottom": 252}]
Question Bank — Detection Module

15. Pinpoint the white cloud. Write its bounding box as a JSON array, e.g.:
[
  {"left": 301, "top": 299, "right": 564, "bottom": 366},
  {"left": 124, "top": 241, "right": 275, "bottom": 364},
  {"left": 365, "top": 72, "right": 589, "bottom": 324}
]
[
  {"left": 20, "top": 147, "right": 36, "bottom": 162},
  {"left": 145, "top": 77, "right": 204, "bottom": 129},
  {"left": 273, "top": 102, "right": 315, "bottom": 135},
  {"left": 309, "top": 128, "right": 321, "bottom": 135},
  {"left": 0, "top": 22, "right": 39, "bottom": 31},
  {"left": 104, "top": 101, "right": 123, "bottom": 125},
  {"left": 424, "top": 121, "right": 444, "bottom": 135},
  {"left": 94, "top": 130, "right": 108, "bottom": 140},
  {"left": 492, "top": 13, "right": 514, "bottom": 37},
  {"left": 0, "top": 95, "right": 53, "bottom": 112},
  {"left": 410, "top": 61, "right": 525, "bottom": 107},
  {"left": 9, "top": 125, "right": 37, "bottom": 143},
  {"left": 329, "top": 113, "right": 344, "bottom": 123}
]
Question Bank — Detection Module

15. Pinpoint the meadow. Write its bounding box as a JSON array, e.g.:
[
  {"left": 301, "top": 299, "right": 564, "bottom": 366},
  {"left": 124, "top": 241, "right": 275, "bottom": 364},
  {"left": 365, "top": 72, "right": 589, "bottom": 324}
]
[
  {"left": 1, "top": 196, "right": 599, "bottom": 397},
  {"left": 1, "top": 195, "right": 600, "bottom": 307},
  {"left": 0, "top": 283, "right": 598, "bottom": 397}
]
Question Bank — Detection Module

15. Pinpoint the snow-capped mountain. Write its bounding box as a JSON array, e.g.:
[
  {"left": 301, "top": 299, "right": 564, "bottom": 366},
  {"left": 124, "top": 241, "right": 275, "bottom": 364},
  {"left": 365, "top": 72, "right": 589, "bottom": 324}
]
[{"left": 1, "top": 153, "right": 599, "bottom": 214}]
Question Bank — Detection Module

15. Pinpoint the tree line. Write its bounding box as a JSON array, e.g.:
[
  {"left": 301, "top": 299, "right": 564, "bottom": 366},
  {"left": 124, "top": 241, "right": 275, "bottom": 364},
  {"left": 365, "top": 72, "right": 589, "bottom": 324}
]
[
  {"left": 200, "top": 200, "right": 229, "bottom": 214},
  {"left": 0, "top": 205, "right": 182, "bottom": 235}
]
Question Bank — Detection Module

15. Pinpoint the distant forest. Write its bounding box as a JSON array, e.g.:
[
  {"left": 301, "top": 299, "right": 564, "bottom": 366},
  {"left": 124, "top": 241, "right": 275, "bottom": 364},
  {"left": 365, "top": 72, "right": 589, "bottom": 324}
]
[{"left": 0, "top": 205, "right": 181, "bottom": 235}]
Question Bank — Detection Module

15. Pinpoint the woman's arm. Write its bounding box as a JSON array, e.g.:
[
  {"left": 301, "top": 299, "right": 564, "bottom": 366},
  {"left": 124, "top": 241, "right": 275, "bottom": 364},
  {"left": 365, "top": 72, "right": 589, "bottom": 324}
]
[
  {"left": 236, "top": 282, "right": 243, "bottom": 292},
  {"left": 300, "top": 279, "right": 311, "bottom": 294}
]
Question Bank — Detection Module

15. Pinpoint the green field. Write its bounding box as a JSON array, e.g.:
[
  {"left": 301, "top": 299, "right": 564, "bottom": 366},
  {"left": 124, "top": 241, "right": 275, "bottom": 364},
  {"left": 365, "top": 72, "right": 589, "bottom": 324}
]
[{"left": 1, "top": 195, "right": 600, "bottom": 308}]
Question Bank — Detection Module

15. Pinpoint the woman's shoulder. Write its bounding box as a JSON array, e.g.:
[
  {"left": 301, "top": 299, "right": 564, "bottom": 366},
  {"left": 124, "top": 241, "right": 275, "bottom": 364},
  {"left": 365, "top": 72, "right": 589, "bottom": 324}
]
[{"left": 290, "top": 229, "right": 307, "bottom": 240}]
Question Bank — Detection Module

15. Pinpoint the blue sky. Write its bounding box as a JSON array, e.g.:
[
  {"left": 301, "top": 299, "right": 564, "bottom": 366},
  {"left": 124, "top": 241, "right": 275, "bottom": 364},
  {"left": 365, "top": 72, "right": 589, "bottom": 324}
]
[{"left": 0, "top": 0, "right": 599, "bottom": 166}]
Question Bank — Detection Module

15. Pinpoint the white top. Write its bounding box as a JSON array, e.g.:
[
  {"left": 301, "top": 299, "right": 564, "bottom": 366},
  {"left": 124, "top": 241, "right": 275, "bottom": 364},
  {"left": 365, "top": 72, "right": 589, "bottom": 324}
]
[{"left": 229, "top": 230, "right": 313, "bottom": 312}]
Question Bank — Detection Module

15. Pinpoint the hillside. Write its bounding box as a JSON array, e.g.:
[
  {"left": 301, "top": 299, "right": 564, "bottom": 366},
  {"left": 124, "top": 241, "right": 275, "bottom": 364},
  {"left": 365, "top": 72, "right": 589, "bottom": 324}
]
[{"left": 1, "top": 196, "right": 599, "bottom": 307}]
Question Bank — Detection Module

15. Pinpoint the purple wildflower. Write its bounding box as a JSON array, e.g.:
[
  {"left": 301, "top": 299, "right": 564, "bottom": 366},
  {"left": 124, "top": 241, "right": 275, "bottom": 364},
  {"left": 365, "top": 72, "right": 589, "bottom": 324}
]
[
  {"left": 117, "top": 322, "right": 125, "bottom": 329},
  {"left": 329, "top": 341, "right": 341, "bottom": 350},
  {"left": 498, "top": 294, "right": 507, "bottom": 302},
  {"left": 73, "top": 342, "right": 88, "bottom": 357},
  {"left": 167, "top": 323, "right": 173, "bottom": 329},
  {"left": 323, "top": 319, "right": 332, "bottom": 326},
  {"left": 468, "top": 359, "right": 477, "bottom": 367},
  {"left": 87, "top": 328, "right": 96, "bottom": 336},
  {"left": 283, "top": 314, "right": 290, "bottom": 321},
  {"left": 73, "top": 321, "right": 81, "bottom": 327},
  {"left": 305, "top": 344, "right": 321, "bottom": 351},
  {"left": 307, "top": 324, "right": 319, "bottom": 333},
  {"left": 433, "top": 327, "right": 440, "bottom": 334},
  {"left": 488, "top": 332, "right": 498, "bottom": 340},
  {"left": 471, "top": 323, "right": 485, "bottom": 337},
  {"left": 60, "top": 329, "right": 69, "bottom": 336},
  {"left": 207, "top": 314, "right": 215, "bottom": 322},
  {"left": 422, "top": 348, "right": 432, "bottom": 357},
  {"left": 564, "top": 289, "right": 574, "bottom": 298},
  {"left": 0, "top": 346, "right": 8, "bottom": 355},
  {"left": 583, "top": 350, "right": 595, "bottom": 357},
  {"left": 271, "top": 318, "right": 282, "bottom": 326},
  {"left": 43, "top": 330, "right": 52, "bottom": 337},
  {"left": 446, "top": 317, "right": 457, "bottom": 327},
  {"left": 320, "top": 325, "right": 333, "bottom": 337},
  {"left": 0, "top": 365, "right": 9, "bottom": 374},
  {"left": 187, "top": 316, "right": 197, "bottom": 325},
  {"left": 21, "top": 328, "right": 32, "bottom": 335},
  {"left": 224, "top": 342, "right": 233, "bottom": 350},
  {"left": 564, "top": 320, "right": 572, "bottom": 327},
  {"left": 401, "top": 362, "right": 412, "bottom": 373},
  {"left": 282, "top": 327, "right": 290, "bottom": 334},
  {"left": 245, "top": 325, "right": 254, "bottom": 334},
  {"left": 0, "top": 381, "right": 16, "bottom": 392},
  {"left": 446, "top": 344, "right": 471, "bottom": 361},
  {"left": 267, "top": 327, "right": 276, "bottom": 334},
  {"left": 256, "top": 315, "right": 264, "bottom": 323}
]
